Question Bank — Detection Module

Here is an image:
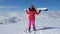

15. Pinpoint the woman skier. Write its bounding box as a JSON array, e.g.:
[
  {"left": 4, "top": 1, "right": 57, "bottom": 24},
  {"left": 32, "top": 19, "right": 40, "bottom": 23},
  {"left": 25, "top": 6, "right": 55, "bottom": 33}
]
[{"left": 26, "top": 4, "right": 41, "bottom": 32}]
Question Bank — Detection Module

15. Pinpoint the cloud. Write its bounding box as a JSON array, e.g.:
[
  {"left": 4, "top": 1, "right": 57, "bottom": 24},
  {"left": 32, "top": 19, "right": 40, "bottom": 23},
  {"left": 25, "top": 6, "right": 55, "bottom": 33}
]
[
  {"left": 0, "top": 6, "right": 20, "bottom": 8},
  {"left": 41, "top": 11, "right": 60, "bottom": 18}
]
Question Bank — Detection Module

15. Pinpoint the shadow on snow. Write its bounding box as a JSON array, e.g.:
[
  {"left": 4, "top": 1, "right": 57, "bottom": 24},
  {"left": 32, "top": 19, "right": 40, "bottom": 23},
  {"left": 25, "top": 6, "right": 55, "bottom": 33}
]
[{"left": 37, "top": 27, "right": 60, "bottom": 31}]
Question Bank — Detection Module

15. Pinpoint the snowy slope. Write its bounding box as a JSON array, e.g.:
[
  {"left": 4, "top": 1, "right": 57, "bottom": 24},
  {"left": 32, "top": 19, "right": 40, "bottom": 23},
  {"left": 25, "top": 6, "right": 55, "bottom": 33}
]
[{"left": 0, "top": 11, "right": 60, "bottom": 34}]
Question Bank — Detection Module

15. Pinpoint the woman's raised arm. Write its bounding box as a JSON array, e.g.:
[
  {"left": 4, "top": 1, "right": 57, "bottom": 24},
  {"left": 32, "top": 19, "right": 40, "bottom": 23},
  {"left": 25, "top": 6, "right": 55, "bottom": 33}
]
[
  {"left": 35, "top": 10, "right": 41, "bottom": 15},
  {"left": 26, "top": 10, "right": 29, "bottom": 14}
]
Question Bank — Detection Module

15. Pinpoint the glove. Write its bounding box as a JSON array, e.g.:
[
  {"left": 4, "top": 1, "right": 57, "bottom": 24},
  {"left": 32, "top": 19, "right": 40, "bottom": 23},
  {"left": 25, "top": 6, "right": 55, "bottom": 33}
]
[{"left": 39, "top": 10, "right": 41, "bottom": 12}]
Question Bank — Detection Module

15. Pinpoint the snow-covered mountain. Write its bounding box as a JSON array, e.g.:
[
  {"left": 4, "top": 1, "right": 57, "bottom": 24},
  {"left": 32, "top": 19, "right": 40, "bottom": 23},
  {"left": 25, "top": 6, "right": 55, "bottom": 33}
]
[
  {"left": 0, "top": 11, "right": 60, "bottom": 34},
  {"left": 0, "top": 11, "right": 60, "bottom": 23},
  {"left": 0, "top": 11, "right": 24, "bottom": 24}
]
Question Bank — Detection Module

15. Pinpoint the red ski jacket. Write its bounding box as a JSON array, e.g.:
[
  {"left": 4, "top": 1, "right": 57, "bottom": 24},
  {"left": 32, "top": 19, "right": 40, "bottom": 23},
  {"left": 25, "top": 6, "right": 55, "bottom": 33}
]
[{"left": 26, "top": 10, "right": 41, "bottom": 20}]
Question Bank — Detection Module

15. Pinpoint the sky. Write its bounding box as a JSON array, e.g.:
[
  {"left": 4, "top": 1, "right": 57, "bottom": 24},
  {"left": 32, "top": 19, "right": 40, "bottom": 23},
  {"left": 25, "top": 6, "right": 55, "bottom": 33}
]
[{"left": 0, "top": 0, "right": 60, "bottom": 12}]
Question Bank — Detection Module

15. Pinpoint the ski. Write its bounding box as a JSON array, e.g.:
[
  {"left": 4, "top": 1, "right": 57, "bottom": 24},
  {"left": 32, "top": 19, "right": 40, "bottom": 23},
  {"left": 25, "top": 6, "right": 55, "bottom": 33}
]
[{"left": 24, "top": 29, "right": 37, "bottom": 34}]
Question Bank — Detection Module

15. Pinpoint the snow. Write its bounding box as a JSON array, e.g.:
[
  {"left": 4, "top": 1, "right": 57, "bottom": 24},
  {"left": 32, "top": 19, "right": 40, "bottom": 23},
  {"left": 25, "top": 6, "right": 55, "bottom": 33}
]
[{"left": 0, "top": 11, "right": 60, "bottom": 34}]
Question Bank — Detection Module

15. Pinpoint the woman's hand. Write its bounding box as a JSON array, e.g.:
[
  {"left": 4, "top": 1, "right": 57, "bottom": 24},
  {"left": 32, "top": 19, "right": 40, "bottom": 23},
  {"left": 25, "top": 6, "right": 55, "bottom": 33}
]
[
  {"left": 26, "top": 10, "right": 29, "bottom": 14},
  {"left": 26, "top": 10, "right": 28, "bottom": 12},
  {"left": 39, "top": 10, "right": 41, "bottom": 13}
]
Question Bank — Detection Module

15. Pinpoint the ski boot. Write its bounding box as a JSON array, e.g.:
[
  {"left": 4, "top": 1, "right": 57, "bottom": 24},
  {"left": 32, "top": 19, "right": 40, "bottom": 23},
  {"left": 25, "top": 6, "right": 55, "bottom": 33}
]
[
  {"left": 33, "top": 27, "right": 36, "bottom": 31},
  {"left": 28, "top": 27, "right": 31, "bottom": 33}
]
